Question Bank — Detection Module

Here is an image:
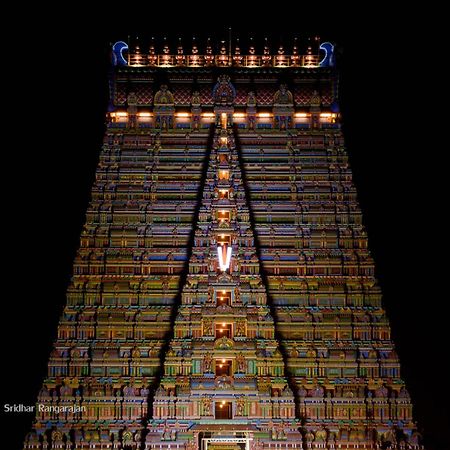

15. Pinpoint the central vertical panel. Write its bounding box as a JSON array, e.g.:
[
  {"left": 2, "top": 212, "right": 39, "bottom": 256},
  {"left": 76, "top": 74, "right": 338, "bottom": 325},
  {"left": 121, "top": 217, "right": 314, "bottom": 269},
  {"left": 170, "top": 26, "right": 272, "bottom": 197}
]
[{"left": 148, "top": 77, "right": 300, "bottom": 448}]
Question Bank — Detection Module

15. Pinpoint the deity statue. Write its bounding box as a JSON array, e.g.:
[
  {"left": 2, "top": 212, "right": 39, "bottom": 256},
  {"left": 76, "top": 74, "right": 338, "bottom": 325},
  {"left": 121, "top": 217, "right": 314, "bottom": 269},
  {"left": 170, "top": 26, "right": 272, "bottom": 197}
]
[
  {"left": 314, "top": 429, "right": 327, "bottom": 442},
  {"left": 247, "top": 91, "right": 257, "bottom": 107},
  {"left": 203, "top": 318, "right": 213, "bottom": 335},
  {"left": 305, "top": 430, "right": 315, "bottom": 442},
  {"left": 375, "top": 385, "right": 388, "bottom": 398},
  {"left": 236, "top": 352, "right": 246, "bottom": 373},
  {"left": 314, "top": 386, "right": 324, "bottom": 397},
  {"left": 155, "top": 385, "right": 166, "bottom": 396},
  {"left": 202, "top": 396, "right": 212, "bottom": 415},
  {"left": 203, "top": 352, "right": 213, "bottom": 372},
  {"left": 140, "top": 386, "right": 149, "bottom": 397},
  {"left": 273, "top": 84, "right": 293, "bottom": 105},
  {"left": 398, "top": 386, "right": 409, "bottom": 398},
  {"left": 236, "top": 319, "right": 246, "bottom": 336},
  {"left": 60, "top": 384, "right": 72, "bottom": 397},
  {"left": 123, "top": 385, "right": 136, "bottom": 397},
  {"left": 298, "top": 386, "right": 307, "bottom": 397},
  {"left": 39, "top": 386, "right": 50, "bottom": 399},
  {"left": 309, "top": 90, "right": 321, "bottom": 107},
  {"left": 271, "top": 427, "right": 277, "bottom": 440},
  {"left": 191, "top": 91, "right": 201, "bottom": 107},
  {"left": 51, "top": 431, "right": 63, "bottom": 444},
  {"left": 277, "top": 428, "right": 286, "bottom": 440},
  {"left": 236, "top": 395, "right": 245, "bottom": 415},
  {"left": 162, "top": 425, "right": 172, "bottom": 441},
  {"left": 127, "top": 91, "right": 138, "bottom": 108},
  {"left": 154, "top": 85, "right": 174, "bottom": 106}
]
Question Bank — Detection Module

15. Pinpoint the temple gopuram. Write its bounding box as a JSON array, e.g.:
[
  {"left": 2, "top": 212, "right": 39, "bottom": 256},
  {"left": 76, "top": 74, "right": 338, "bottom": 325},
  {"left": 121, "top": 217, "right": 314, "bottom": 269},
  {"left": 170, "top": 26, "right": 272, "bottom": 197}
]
[{"left": 24, "top": 38, "right": 424, "bottom": 450}]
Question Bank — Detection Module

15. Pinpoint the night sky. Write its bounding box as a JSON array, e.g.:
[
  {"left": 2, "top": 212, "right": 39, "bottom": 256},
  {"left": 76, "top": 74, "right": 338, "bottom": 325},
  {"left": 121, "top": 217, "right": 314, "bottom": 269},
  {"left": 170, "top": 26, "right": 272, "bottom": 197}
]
[{"left": 1, "top": 6, "right": 447, "bottom": 450}]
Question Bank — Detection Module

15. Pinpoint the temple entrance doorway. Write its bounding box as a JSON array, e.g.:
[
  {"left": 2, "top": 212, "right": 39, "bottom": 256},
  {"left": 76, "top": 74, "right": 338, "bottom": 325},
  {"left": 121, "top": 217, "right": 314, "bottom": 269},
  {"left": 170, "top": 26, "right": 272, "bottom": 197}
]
[
  {"left": 208, "top": 445, "right": 241, "bottom": 450},
  {"left": 202, "top": 438, "right": 249, "bottom": 450}
]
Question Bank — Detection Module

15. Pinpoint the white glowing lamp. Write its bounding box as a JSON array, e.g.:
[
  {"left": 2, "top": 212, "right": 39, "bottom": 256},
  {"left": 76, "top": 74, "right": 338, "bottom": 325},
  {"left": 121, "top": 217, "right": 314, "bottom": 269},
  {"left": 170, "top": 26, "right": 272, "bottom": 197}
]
[{"left": 217, "top": 244, "right": 232, "bottom": 271}]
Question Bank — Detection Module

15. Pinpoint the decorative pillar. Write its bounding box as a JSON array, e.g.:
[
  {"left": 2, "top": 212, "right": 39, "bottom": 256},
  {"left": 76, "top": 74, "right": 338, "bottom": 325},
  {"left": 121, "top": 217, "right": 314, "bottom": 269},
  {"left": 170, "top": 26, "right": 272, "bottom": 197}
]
[
  {"left": 309, "top": 90, "right": 321, "bottom": 129},
  {"left": 127, "top": 92, "right": 138, "bottom": 129},
  {"left": 191, "top": 91, "right": 202, "bottom": 131},
  {"left": 246, "top": 91, "right": 257, "bottom": 130}
]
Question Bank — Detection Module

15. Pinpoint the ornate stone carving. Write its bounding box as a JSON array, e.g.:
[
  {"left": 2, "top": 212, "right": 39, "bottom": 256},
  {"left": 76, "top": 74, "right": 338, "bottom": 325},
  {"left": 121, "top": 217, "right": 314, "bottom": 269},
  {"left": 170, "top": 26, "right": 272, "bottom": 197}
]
[
  {"left": 213, "top": 75, "right": 236, "bottom": 105},
  {"left": 273, "top": 84, "right": 293, "bottom": 105},
  {"left": 309, "top": 89, "right": 321, "bottom": 107},
  {"left": 214, "top": 336, "right": 234, "bottom": 349},
  {"left": 154, "top": 85, "right": 174, "bottom": 106}
]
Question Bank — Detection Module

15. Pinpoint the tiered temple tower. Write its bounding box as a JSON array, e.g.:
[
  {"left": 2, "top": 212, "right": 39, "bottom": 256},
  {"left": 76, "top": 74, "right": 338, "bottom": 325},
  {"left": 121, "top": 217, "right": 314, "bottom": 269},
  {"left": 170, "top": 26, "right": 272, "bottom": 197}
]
[
  {"left": 148, "top": 112, "right": 300, "bottom": 449},
  {"left": 24, "top": 39, "right": 424, "bottom": 450}
]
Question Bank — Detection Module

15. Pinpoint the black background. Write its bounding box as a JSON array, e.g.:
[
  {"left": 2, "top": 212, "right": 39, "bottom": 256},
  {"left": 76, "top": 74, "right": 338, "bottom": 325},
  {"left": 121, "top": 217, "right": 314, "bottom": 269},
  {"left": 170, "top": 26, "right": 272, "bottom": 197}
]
[{"left": 1, "top": 5, "right": 447, "bottom": 450}]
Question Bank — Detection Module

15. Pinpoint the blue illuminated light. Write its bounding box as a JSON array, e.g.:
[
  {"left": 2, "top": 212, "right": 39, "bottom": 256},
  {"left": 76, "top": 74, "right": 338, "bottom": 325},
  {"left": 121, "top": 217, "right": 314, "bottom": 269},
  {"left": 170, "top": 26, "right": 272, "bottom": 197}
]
[
  {"left": 319, "top": 42, "right": 335, "bottom": 67},
  {"left": 112, "top": 41, "right": 129, "bottom": 66}
]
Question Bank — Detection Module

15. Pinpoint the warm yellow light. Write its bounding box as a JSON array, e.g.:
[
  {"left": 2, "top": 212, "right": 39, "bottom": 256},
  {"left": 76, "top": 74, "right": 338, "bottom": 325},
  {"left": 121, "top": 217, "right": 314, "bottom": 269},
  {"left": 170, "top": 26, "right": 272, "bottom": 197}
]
[
  {"left": 258, "top": 113, "right": 272, "bottom": 118},
  {"left": 219, "top": 364, "right": 223, "bottom": 368},
  {"left": 219, "top": 404, "right": 223, "bottom": 408},
  {"left": 201, "top": 113, "right": 215, "bottom": 118},
  {"left": 138, "top": 112, "right": 151, "bottom": 118},
  {"left": 222, "top": 290, "right": 226, "bottom": 294},
  {"left": 221, "top": 113, "right": 227, "bottom": 128},
  {"left": 222, "top": 359, "right": 226, "bottom": 363},
  {"left": 114, "top": 112, "right": 128, "bottom": 118},
  {"left": 233, "top": 113, "right": 246, "bottom": 118},
  {"left": 295, "top": 112, "right": 308, "bottom": 118},
  {"left": 221, "top": 401, "right": 226, "bottom": 405},
  {"left": 320, "top": 113, "right": 332, "bottom": 118},
  {"left": 176, "top": 112, "right": 190, "bottom": 118},
  {"left": 222, "top": 323, "right": 226, "bottom": 327}
]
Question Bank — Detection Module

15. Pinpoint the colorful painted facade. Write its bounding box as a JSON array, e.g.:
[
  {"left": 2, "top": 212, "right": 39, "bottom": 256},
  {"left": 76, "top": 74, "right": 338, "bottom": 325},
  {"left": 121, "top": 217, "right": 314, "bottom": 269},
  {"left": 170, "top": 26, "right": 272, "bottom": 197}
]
[{"left": 24, "top": 40, "right": 424, "bottom": 450}]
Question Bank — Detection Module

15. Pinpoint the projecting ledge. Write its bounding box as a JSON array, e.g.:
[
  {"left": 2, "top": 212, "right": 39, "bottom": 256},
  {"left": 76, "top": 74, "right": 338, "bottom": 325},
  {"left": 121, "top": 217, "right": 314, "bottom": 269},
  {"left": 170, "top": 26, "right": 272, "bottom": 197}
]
[{"left": 191, "top": 422, "right": 256, "bottom": 430}]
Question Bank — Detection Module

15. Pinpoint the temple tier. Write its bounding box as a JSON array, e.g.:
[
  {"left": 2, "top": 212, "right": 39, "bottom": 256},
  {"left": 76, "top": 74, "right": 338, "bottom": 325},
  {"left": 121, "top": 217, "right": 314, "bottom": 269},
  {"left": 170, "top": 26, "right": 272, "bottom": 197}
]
[{"left": 23, "top": 40, "right": 424, "bottom": 450}]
